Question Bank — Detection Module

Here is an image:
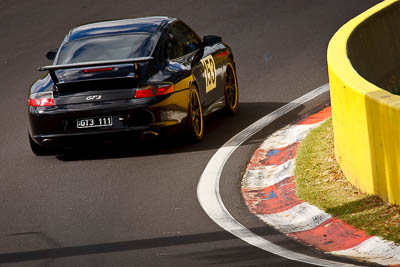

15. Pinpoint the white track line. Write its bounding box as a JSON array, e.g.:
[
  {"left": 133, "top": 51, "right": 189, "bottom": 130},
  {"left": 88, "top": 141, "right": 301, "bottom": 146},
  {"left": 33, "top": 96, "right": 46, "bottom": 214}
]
[{"left": 197, "top": 84, "right": 361, "bottom": 267}]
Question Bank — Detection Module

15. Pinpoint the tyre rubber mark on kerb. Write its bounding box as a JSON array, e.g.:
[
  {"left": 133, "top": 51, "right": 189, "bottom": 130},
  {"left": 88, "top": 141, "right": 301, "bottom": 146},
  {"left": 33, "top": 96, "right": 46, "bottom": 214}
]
[{"left": 197, "top": 84, "right": 360, "bottom": 266}]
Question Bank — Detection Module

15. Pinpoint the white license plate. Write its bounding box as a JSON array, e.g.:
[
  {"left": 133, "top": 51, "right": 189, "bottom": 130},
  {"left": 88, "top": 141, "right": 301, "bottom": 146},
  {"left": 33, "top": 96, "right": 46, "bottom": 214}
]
[{"left": 77, "top": 116, "right": 113, "bottom": 128}]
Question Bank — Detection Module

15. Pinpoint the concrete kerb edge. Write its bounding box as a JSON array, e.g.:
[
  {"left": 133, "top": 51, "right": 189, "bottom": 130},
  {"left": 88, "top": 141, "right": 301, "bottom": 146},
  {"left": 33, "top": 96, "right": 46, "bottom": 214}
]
[{"left": 241, "top": 106, "right": 400, "bottom": 266}]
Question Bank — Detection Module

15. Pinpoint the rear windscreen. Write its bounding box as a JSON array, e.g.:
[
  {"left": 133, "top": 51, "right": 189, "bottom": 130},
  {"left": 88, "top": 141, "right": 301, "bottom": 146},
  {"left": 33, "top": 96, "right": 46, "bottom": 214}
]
[{"left": 56, "top": 34, "right": 153, "bottom": 64}]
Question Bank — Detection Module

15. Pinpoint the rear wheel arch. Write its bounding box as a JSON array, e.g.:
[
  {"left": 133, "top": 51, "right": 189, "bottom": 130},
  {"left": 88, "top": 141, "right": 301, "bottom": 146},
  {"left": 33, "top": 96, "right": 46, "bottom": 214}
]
[
  {"left": 189, "top": 80, "right": 199, "bottom": 92},
  {"left": 189, "top": 80, "right": 203, "bottom": 106}
]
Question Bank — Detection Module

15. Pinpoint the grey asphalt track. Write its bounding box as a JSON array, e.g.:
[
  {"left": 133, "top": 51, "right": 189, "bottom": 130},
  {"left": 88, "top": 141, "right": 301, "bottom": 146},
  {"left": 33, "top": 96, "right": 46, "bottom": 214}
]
[{"left": 0, "top": 1, "right": 379, "bottom": 266}]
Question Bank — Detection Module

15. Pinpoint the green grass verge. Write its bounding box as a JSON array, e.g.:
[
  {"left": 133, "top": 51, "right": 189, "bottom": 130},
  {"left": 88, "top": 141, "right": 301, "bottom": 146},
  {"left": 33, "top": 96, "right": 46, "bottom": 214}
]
[{"left": 295, "top": 118, "right": 400, "bottom": 243}]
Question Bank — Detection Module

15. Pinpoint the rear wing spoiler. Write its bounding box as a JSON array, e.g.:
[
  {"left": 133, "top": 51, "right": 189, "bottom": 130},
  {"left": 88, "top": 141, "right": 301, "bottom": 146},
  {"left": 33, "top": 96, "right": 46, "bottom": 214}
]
[{"left": 38, "top": 56, "right": 154, "bottom": 84}]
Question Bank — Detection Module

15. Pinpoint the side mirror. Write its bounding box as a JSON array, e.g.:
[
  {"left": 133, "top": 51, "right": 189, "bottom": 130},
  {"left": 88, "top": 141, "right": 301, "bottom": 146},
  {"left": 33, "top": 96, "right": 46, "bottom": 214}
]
[
  {"left": 203, "top": 35, "right": 222, "bottom": 47},
  {"left": 46, "top": 49, "right": 58, "bottom": 61}
]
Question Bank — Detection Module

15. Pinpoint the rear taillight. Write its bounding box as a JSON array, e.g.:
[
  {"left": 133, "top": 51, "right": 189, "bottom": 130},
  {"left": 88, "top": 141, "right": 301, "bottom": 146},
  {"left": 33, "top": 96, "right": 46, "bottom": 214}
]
[
  {"left": 28, "top": 91, "right": 55, "bottom": 107},
  {"left": 135, "top": 83, "right": 175, "bottom": 98}
]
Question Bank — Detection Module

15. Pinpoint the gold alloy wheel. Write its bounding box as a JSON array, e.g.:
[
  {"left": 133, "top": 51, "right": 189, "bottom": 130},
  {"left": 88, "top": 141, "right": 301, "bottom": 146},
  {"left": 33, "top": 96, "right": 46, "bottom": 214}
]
[
  {"left": 224, "top": 62, "right": 239, "bottom": 113},
  {"left": 188, "top": 86, "right": 204, "bottom": 140}
]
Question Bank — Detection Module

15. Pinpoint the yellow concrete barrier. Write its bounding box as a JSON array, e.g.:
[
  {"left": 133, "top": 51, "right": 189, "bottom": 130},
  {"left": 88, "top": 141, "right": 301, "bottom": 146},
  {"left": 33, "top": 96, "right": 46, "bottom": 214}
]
[{"left": 328, "top": 0, "right": 400, "bottom": 204}]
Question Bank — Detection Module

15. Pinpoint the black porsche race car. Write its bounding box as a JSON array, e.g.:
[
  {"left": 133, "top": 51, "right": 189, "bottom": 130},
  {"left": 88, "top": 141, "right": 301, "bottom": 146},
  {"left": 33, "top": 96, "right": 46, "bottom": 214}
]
[{"left": 28, "top": 16, "right": 238, "bottom": 155}]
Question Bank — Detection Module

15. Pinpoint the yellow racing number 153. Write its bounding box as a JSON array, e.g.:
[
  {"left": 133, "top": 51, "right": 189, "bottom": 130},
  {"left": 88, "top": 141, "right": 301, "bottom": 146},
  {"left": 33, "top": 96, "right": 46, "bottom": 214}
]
[{"left": 200, "top": 55, "right": 216, "bottom": 93}]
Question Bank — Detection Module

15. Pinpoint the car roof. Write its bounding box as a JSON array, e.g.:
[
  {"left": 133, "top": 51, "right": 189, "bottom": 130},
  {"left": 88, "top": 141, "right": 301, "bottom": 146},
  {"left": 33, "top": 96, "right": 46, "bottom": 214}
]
[{"left": 67, "top": 16, "right": 174, "bottom": 42}]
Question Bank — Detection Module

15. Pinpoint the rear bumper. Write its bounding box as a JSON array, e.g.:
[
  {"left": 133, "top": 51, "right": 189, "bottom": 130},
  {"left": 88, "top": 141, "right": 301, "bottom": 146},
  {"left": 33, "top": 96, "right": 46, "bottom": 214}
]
[
  {"left": 30, "top": 123, "right": 184, "bottom": 146},
  {"left": 28, "top": 90, "right": 190, "bottom": 145}
]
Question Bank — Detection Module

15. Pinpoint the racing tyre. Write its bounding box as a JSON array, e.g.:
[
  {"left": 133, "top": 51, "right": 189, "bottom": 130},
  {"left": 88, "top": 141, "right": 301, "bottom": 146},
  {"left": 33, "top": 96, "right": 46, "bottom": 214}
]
[
  {"left": 29, "top": 134, "right": 55, "bottom": 156},
  {"left": 185, "top": 86, "right": 204, "bottom": 142},
  {"left": 224, "top": 62, "right": 239, "bottom": 114}
]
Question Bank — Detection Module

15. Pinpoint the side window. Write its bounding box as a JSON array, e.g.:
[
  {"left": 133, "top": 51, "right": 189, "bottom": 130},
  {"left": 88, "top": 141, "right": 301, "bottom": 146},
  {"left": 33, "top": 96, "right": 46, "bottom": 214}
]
[
  {"left": 164, "top": 22, "right": 201, "bottom": 60},
  {"left": 164, "top": 32, "right": 185, "bottom": 60}
]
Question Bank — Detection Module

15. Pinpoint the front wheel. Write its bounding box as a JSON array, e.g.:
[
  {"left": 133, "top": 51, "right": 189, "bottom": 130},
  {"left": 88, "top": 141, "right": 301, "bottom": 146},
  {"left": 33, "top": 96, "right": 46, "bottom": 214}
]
[
  {"left": 224, "top": 62, "right": 239, "bottom": 114},
  {"left": 185, "top": 86, "right": 204, "bottom": 142}
]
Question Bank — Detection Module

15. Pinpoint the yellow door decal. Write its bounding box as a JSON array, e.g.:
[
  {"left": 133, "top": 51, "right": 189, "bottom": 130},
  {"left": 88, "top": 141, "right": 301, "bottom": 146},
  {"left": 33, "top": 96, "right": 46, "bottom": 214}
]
[{"left": 200, "top": 55, "right": 216, "bottom": 93}]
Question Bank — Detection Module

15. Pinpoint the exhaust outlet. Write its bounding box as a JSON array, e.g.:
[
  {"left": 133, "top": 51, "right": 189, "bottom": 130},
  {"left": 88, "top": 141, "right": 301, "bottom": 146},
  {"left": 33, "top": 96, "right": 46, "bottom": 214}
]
[{"left": 41, "top": 139, "right": 55, "bottom": 146}]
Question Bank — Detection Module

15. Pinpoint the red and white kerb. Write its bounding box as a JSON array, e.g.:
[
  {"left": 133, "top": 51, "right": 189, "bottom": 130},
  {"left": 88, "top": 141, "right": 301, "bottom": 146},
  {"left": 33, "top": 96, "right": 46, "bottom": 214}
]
[{"left": 242, "top": 107, "right": 400, "bottom": 266}]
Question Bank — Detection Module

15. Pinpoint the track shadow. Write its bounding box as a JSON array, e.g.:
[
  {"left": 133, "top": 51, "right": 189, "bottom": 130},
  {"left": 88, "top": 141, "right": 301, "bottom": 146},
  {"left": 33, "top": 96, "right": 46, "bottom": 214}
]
[
  {"left": 0, "top": 225, "right": 367, "bottom": 266},
  {"left": 0, "top": 226, "right": 274, "bottom": 264},
  {"left": 56, "top": 101, "right": 288, "bottom": 161}
]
